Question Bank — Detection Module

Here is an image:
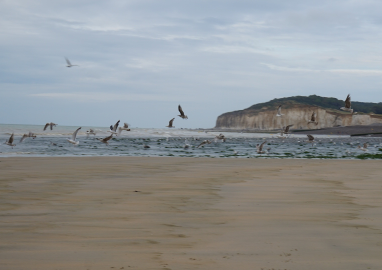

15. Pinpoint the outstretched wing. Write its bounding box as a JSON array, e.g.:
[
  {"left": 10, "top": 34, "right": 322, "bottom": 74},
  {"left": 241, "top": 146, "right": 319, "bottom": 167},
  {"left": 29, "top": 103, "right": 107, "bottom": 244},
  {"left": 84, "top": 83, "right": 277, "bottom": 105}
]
[
  {"left": 285, "top": 125, "right": 293, "bottom": 132},
  {"left": 277, "top": 105, "right": 282, "bottom": 114},
  {"left": 178, "top": 105, "right": 185, "bottom": 116},
  {"left": 20, "top": 134, "right": 28, "bottom": 143},
  {"left": 169, "top": 118, "right": 175, "bottom": 126},
  {"left": 259, "top": 141, "right": 266, "bottom": 151},
  {"left": 9, "top": 133, "right": 14, "bottom": 144},
  {"left": 123, "top": 123, "right": 129, "bottom": 128},
  {"left": 72, "top": 127, "right": 81, "bottom": 140},
  {"left": 103, "top": 134, "right": 113, "bottom": 142},
  {"left": 345, "top": 94, "right": 351, "bottom": 108},
  {"left": 311, "top": 112, "right": 316, "bottom": 121},
  {"left": 113, "top": 120, "right": 120, "bottom": 131},
  {"left": 307, "top": 134, "right": 314, "bottom": 141},
  {"left": 65, "top": 57, "right": 71, "bottom": 66},
  {"left": 44, "top": 123, "right": 49, "bottom": 131}
]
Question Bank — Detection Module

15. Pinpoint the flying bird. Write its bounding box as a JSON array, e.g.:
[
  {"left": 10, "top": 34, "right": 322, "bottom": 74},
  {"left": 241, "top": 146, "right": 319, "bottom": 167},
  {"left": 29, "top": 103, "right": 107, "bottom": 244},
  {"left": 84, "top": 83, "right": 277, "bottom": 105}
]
[
  {"left": 308, "top": 112, "right": 318, "bottom": 125},
  {"left": 96, "top": 134, "right": 113, "bottom": 145},
  {"left": 44, "top": 122, "right": 57, "bottom": 131},
  {"left": 67, "top": 127, "right": 81, "bottom": 145},
  {"left": 256, "top": 141, "right": 267, "bottom": 154},
  {"left": 120, "top": 123, "right": 131, "bottom": 131},
  {"left": 215, "top": 133, "right": 226, "bottom": 142},
  {"left": 108, "top": 120, "right": 120, "bottom": 135},
  {"left": 306, "top": 134, "right": 315, "bottom": 146},
  {"left": 4, "top": 133, "right": 16, "bottom": 148},
  {"left": 282, "top": 125, "right": 293, "bottom": 134},
  {"left": 358, "top": 143, "right": 368, "bottom": 151},
  {"left": 86, "top": 129, "right": 97, "bottom": 137},
  {"left": 166, "top": 118, "right": 175, "bottom": 128},
  {"left": 178, "top": 105, "right": 188, "bottom": 119},
  {"left": 276, "top": 105, "right": 284, "bottom": 117},
  {"left": 20, "top": 132, "right": 36, "bottom": 143},
  {"left": 65, "top": 57, "right": 78, "bottom": 67},
  {"left": 340, "top": 94, "right": 354, "bottom": 113},
  {"left": 197, "top": 140, "right": 211, "bottom": 148}
]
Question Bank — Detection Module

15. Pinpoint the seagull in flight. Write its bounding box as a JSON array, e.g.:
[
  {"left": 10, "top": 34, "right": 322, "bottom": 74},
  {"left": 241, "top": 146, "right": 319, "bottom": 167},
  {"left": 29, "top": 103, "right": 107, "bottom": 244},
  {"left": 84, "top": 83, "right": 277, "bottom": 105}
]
[
  {"left": 20, "top": 132, "right": 36, "bottom": 143},
  {"left": 4, "top": 133, "right": 16, "bottom": 148},
  {"left": 256, "top": 141, "right": 267, "bottom": 154},
  {"left": 276, "top": 105, "right": 284, "bottom": 117},
  {"left": 282, "top": 125, "right": 293, "bottom": 134},
  {"left": 340, "top": 94, "right": 354, "bottom": 114},
  {"left": 358, "top": 143, "right": 368, "bottom": 151},
  {"left": 178, "top": 105, "right": 188, "bottom": 119},
  {"left": 308, "top": 112, "right": 318, "bottom": 125},
  {"left": 65, "top": 57, "right": 78, "bottom": 68},
  {"left": 67, "top": 127, "right": 81, "bottom": 145},
  {"left": 108, "top": 120, "right": 120, "bottom": 135},
  {"left": 166, "top": 118, "right": 175, "bottom": 128},
  {"left": 215, "top": 133, "right": 226, "bottom": 142},
  {"left": 96, "top": 134, "right": 113, "bottom": 145},
  {"left": 197, "top": 140, "right": 211, "bottom": 148},
  {"left": 117, "top": 123, "right": 131, "bottom": 136},
  {"left": 86, "top": 129, "right": 97, "bottom": 137},
  {"left": 44, "top": 122, "right": 57, "bottom": 131},
  {"left": 306, "top": 134, "right": 315, "bottom": 146}
]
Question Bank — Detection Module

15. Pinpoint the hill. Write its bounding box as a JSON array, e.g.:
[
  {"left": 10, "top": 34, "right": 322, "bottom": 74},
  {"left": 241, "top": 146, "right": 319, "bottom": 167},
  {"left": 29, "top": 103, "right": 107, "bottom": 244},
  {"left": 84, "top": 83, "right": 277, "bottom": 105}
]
[{"left": 215, "top": 95, "right": 382, "bottom": 130}]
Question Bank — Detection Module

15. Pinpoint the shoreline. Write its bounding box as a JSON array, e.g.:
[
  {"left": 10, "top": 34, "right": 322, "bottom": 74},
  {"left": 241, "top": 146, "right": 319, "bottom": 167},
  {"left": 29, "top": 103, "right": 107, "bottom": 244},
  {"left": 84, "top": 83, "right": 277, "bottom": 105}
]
[{"left": 1, "top": 157, "right": 382, "bottom": 269}]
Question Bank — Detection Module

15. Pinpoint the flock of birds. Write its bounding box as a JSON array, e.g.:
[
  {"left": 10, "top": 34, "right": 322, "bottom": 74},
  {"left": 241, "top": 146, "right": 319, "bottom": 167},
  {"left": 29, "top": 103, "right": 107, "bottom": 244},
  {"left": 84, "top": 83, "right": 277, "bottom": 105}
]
[{"left": 4, "top": 89, "right": 372, "bottom": 155}]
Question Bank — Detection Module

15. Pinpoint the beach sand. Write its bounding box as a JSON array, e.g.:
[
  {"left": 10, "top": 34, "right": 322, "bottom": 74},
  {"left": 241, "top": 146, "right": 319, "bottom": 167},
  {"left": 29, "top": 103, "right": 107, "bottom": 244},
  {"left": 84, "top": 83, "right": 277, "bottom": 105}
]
[{"left": 1, "top": 157, "right": 381, "bottom": 270}]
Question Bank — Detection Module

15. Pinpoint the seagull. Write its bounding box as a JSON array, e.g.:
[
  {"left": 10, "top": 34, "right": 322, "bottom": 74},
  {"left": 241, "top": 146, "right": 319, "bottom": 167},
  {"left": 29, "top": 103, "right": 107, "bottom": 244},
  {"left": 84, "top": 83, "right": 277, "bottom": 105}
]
[
  {"left": 256, "top": 141, "right": 267, "bottom": 154},
  {"left": 166, "top": 118, "right": 175, "bottom": 128},
  {"left": 184, "top": 139, "right": 191, "bottom": 149},
  {"left": 120, "top": 123, "right": 131, "bottom": 131},
  {"left": 86, "top": 129, "right": 97, "bottom": 137},
  {"left": 143, "top": 144, "right": 150, "bottom": 149},
  {"left": 358, "top": 143, "right": 368, "bottom": 151},
  {"left": 65, "top": 57, "right": 78, "bottom": 67},
  {"left": 197, "top": 140, "right": 211, "bottom": 148},
  {"left": 306, "top": 134, "right": 315, "bottom": 146},
  {"left": 308, "top": 112, "right": 318, "bottom": 125},
  {"left": 96, "top": 134, "right": 113, "bottom": 145},
  {"left": 340, "top": 94, "right": 354, "bottom": 113},
  {"left": 44, "top": 122, "right": 57, "bottom": 131},
  {"left": 20, "top": 132, "right": 36, "bottom": 143},
  {"left": 215, "top": 133, "right": 226, "bottom": 142},
  {"left": 4, "top": 133, "right": 16, "bottom": 148},
  {"left": 67, "top": 127, "right": 81, "bottom": 145},
  {"left": 178, "top": 105, "right": 188, "bottom": 119},
  {"left": 282, "top": 125, "right": 293, "bottom": 134},
  {"left": 276, "top": 105, "right": 284, "bottom": 117},
  {"left": 108, "top": 120, "right": 120, "bottom": 135}
]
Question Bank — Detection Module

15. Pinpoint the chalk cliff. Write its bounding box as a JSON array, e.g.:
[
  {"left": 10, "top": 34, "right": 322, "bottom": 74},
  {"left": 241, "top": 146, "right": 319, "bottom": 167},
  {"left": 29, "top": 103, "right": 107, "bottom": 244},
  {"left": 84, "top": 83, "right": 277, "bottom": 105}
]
[{"left": 215, "top": 101, "right": 382, "bottom": 130}]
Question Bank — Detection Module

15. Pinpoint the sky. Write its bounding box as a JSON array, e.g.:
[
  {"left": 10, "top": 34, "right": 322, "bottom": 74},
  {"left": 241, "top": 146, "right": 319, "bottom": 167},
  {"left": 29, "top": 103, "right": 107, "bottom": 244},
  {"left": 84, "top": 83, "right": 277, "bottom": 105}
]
[{"left": 1, "top": 0, "right": 382, "bottom": 128}]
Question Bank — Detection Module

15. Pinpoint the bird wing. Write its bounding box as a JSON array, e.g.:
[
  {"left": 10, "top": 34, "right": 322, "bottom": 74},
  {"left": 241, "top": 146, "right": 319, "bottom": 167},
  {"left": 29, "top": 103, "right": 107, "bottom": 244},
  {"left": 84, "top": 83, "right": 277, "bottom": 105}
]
[
  {"left": 364, "top": 143, "right": 368, "bottom": 148},
  {"left": 103, "top": 134, "right": 113, "bottom": 142},
  {"left": 50, "top": 122, "right": 54, "bottom": 130},
  {"left": 277, "top": 105, "right": 282, "bottom": 114},
  {"left": 178, "top": 105, "right": 185, "bottom": 116},
  {"left": 311, "top": 112, "right": 316, "bottom": 121},
  {"left": 285, "top": 125, "right": 293, "bottom": 132},
  {"left": 123, "top": 123, "right": 129, "bottom": 128},
  {"left": 65, "top": 57, "right": 71, "bottom": 66},
  {"left": 169, "top": 118, "right": 175, "bottom": 126},
  {"left": 307, "top": 134, "right": 314, "bottom": 141},
  {"left": 113, "top": 120, "right": 120, "bottom": 131},
  {"left": 9, "top": 133, "right": 14, "bottom": 144},
  {"left": 43, "top": 123, "right": 49, "bottom": 131},
  {"left": 259, "top": 141, "right": 266, "bottom": 151},
  {"left": 72, "top": 127, "right": 81, "bottom": 140},
  {"left": 20, "top": 134, "right": 27, "bottom": 143},
  {"left": 345, "top": 94, "right": 351, "bottom": 108}
]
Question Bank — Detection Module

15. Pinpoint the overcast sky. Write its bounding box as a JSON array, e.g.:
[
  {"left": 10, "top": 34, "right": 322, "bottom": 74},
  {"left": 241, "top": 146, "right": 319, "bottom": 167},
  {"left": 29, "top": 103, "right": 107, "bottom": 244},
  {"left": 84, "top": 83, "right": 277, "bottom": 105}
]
[{"left": 1, "top": 0, "right": 382, "bottom": 128}]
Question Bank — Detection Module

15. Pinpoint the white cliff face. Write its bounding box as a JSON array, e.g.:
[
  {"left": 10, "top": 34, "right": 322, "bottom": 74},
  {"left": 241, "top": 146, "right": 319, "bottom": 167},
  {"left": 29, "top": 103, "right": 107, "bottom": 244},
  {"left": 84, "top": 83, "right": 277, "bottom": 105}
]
[{"left": 215, "top": 105, "right": 382, "bottom": 130}]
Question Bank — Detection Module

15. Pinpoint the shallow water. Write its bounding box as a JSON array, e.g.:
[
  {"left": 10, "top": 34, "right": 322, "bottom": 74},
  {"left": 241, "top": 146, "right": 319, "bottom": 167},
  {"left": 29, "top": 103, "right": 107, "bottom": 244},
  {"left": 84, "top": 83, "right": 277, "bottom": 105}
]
[{"left": 1, "top": 124, "right": 381, "bottom": 159}]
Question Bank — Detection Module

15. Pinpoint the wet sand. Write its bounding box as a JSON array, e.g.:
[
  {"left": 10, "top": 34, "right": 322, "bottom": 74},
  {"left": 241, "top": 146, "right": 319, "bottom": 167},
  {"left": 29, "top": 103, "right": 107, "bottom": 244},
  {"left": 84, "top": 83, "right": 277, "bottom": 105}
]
[{"left": 1, "top": 157, "right": 382, "bottom": 270}]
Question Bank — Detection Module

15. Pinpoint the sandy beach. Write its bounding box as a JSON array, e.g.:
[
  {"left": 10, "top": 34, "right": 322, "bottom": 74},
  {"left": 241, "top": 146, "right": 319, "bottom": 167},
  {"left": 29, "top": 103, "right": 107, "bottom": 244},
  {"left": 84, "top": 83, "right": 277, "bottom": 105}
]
[{"left": 1, "top": 157, "right": 381, "bottom": 270}]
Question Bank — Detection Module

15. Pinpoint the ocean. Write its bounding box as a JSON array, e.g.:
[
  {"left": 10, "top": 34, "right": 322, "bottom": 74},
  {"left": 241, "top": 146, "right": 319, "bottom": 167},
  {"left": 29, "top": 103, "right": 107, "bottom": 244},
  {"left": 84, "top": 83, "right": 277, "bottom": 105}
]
[{"left": 0, "top": 123, "right": 381, "bottom": 159}]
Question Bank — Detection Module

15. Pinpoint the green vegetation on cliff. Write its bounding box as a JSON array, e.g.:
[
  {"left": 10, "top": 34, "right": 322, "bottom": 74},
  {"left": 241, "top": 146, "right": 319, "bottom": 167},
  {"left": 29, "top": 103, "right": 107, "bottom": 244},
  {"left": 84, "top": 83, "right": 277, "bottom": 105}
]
[{"left": 246, "top": 95, "right": 382, "bottom": 114}]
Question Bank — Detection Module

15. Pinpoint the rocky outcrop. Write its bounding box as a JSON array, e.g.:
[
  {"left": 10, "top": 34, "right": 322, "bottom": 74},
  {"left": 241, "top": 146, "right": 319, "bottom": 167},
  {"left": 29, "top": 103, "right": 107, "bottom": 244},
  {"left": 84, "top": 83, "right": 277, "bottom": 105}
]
[{"left": 215, "top": 103, "right": 382, "bottom": 130}]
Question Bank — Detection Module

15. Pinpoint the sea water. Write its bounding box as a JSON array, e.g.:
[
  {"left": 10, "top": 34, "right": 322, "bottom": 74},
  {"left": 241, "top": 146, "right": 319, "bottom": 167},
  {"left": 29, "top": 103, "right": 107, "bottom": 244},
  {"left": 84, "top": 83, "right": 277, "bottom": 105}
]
[{"left": 0, "top": 124, "right": 381, "bottom": 159}]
